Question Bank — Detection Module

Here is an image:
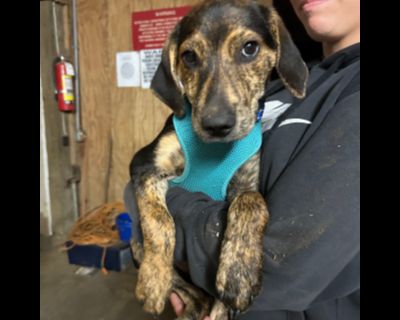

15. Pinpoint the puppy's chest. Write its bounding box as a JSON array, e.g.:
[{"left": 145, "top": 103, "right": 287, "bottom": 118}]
[{"left": 155, "top": 131, "right": 260, "bottom": 202}]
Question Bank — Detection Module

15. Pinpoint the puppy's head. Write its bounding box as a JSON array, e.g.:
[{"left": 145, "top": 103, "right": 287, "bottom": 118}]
[{"left": 151, "top": 0, "right": 308, "bottom": 142}]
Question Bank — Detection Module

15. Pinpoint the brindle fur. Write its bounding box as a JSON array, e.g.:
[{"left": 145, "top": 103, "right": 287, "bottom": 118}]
[
  {"left": 131, "top": 238, "right": 214, "bottom": 320},
  {"left": 129, "top": 0, "right": 308, "bottom": 319}
]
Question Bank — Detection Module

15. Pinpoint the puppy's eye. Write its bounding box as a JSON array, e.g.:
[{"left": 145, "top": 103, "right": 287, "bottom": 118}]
[
  {"left": 181, "top": 50, "right": 198, "bottom": 68},
  {"left": 241, "top": 41, "right": 259, "bottom": 58}
]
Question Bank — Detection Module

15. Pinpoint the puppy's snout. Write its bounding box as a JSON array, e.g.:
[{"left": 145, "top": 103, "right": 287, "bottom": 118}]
[{"left": 201, "top": 112, "right": 236, "bottom": 137}]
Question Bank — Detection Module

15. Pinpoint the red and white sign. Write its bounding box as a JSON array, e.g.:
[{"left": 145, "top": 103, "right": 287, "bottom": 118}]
[
  {"left": 132, "top": 6, "right": 192, "bottom": 88},
  {"left": 132, "top": 6, "right": 192, "bottom": 51}
]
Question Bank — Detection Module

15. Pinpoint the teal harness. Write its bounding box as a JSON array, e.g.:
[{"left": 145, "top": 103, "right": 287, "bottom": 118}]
[{"left": 169, "top": 99, "right": 263, "bottom": 201}]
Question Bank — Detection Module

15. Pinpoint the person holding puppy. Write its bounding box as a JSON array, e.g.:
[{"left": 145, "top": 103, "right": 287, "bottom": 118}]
[{"left": 125, "top": 0, "right": 360, "bottom": 319}]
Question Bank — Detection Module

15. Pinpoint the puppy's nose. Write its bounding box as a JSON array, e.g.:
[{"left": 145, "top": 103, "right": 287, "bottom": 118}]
[{"left": 201, "top": 113, "right": 236, "bottom": 137}]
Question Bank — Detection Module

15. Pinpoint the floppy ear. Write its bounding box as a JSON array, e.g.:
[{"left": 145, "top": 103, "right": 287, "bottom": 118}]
[
  {"left": 270, "top": 10, "right": 309, "bottom": 98},
  {"left": 150, "top": 26, "right": 185, "bottom": 117}
]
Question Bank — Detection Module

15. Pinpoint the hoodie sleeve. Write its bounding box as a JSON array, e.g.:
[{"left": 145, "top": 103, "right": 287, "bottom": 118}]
[{"left": 167, "top": 92, "right": 360, "bottom": 311}]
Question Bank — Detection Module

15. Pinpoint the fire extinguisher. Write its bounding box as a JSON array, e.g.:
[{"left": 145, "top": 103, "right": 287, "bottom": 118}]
[{"left": 54, "top": 56, "right": 75, "bottom": 112}]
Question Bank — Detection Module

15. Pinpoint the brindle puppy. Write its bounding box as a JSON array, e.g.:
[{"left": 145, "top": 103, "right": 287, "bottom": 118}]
[{"left": 129, "top": 0, "right": 308, "bottom": 319}]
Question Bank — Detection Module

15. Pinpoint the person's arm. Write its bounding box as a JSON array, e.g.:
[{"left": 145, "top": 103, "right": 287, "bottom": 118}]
[{"left": 167, "top": 92, "right": 360, "bottom": 311}]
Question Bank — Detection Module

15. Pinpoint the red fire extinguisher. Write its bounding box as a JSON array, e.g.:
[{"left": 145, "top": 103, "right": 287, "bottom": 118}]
[{"left": 54, "top": 56, "right": 75, "bottom": 112}]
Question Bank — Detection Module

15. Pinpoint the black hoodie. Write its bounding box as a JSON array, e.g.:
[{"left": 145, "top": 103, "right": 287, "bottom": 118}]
[{"left": 124, "top": 43, "right": 360, "bottom": 320}]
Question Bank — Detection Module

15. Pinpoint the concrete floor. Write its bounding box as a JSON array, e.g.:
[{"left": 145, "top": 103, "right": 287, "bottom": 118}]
[{"left": 40, "top": 235, "right": 175, "bottom": 320}]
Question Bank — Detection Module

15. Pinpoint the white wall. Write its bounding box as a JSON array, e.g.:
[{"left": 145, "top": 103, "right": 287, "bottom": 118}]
[{"left": 40, "top": 72, "right": 52, "bottom": 236}]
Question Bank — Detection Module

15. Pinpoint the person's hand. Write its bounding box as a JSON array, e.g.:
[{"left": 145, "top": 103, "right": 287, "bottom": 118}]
[
  {"left": 169, "top": 292, "right": 211, "bottom": 320},
  {"left": 170, "top": 292, "right": 185, "bottom": 317}
]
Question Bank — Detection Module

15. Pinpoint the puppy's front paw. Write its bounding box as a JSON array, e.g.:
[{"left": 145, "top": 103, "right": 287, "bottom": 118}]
[
  {"left": 136, "top": 256, "right": 173, "bottom": 315},
  {"left": 216, "top": 242, "right": 263, "bottom": 312}
]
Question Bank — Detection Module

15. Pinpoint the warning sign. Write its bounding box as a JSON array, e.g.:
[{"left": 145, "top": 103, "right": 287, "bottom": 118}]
[
  {"left": 132, "top": 6, "right": 192, "bottom": 88},
  {"left": 132, "top": 6, "right": 192, "bottom": 51}
]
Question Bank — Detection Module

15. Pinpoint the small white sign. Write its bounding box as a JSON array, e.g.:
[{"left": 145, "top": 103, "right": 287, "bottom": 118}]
[
  {"left": 116, "top": 51, "right": 141, "bottom": 87},
  {"left": 139, "top": 49, "right": 162, "bottom": 89}
]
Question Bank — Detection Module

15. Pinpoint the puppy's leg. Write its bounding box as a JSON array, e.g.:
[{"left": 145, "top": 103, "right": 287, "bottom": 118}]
[
  {"left": 216, "top": 191, "right": 269, "bottom": 312},
  {"left": 134, "top": 175, "right": 175, "bottom": 314},
  {"left": 216, "top": 154, "right": 269, "bottom": 313},
  {"left": 131, "top": 130, "right": 185, "bottom": 315}
]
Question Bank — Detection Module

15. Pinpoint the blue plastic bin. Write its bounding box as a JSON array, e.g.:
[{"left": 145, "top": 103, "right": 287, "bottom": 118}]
[{"left": 116, "top": 213, "right": 132, "bottom": 242}]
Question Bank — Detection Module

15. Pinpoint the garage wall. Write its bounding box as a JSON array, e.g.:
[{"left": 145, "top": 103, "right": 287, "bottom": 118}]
[
  {"left": 40, "top": 2, "right": 75, "bottom": 235},
  {"left": 77, "top": 0, "right": 198, "bottom": 214}
]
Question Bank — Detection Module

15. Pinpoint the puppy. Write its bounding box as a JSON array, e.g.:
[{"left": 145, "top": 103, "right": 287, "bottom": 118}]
[{"left": 129, "top": 0, "right": 308, "bottom": 318}]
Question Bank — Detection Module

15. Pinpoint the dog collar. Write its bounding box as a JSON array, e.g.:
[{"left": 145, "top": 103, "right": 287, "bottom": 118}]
[{"left": 169, "top": 99, "right": 262, "bottom": 200}]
